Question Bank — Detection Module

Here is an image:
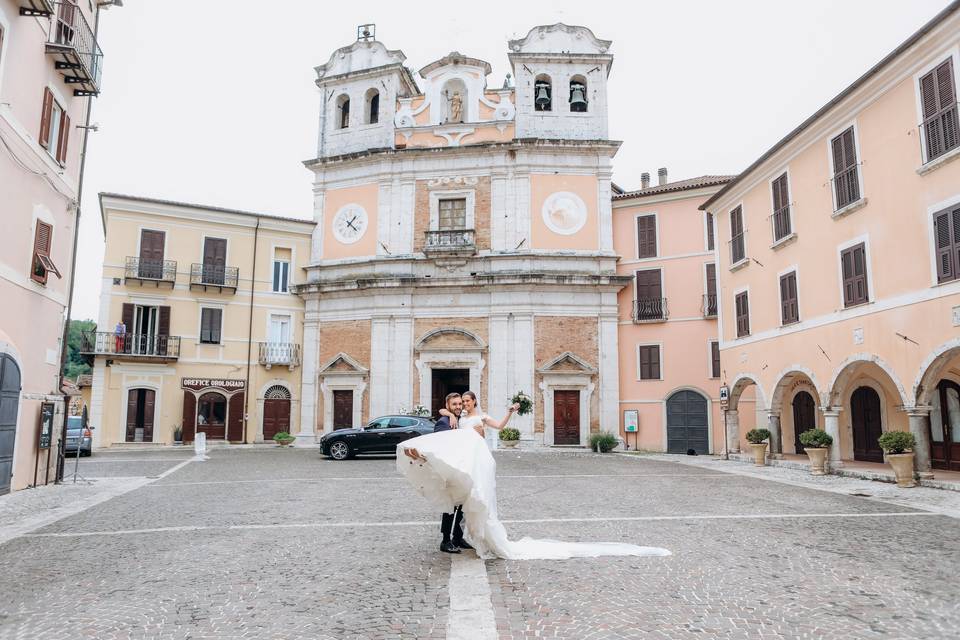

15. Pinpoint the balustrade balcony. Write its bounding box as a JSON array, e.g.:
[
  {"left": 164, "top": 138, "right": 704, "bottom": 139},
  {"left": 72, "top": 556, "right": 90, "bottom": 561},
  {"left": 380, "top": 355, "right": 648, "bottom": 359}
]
[
  {"left": 633, "top": 297, "right": 668, "bottom": 323},
  {"left": 45, "top": 2, "right": 103, "bottom": 96},
  {"left": 190, "top": 263, "right": 239, "bottom": 293},
  {"left": 702, "top": 294, "right": 718, "bottom": 318},
  {"left": 424, "top": 229, "right": 476, "bottom": 257},
  {"left": 124, "top": 257, "right": 177, "bottom": 287},
  {"left": 80, "top": 332, "right": 180, "bottom": 361},
  {"left": 258, "top": 342, "right": 301, "bottom": 370}
]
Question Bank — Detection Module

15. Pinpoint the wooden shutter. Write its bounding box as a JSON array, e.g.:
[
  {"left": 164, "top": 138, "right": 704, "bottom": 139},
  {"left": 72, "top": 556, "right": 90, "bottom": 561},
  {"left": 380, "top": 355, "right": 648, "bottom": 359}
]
[
  {"left": 920, "top": 59, "right": 959, "bottom": 159},
  {"left": 935, "top": 211, "right": 954, "bottom": 282},
  {"left": 771, "top": 174, "right": 788, "bottom": 211},
  {"left": 139, "top": 230, "right": 165, "bottom": 262},
  {"left": 211, "top": 309, "right": 222, "bottom": 343},
  {"left": 831, "top": 127, "right": 859, "bottom": 208},
  {"left": 780, "top": 271, "right": 798, "bottom": 325},
  {"left": 635, "top": 269, "right": 662, "bottom": 300},
  {"left": 203, "top": 238, "right": 226, "bottom": 267},
  {"left": 34, "top": 221, "right": 52, "bottom": 256},
  {"left": 706, "top": 263, "right": 717, "bottom": 297},
  {"left": 142, "top": 390, "right": 156, "bottom": 440},
  {"left": 39, "top": 88, "right": 54, "bottom": 149},
  {"left": 125, "top": 390, "right": 138, "bottom": 441},
  {"left": 735, "top": 292, "right": 749, "bottom": 337},
  {"left": 638, "top": 345, "right": 660, "bottom": 380},
  {"left": 201, "top": 308, "right": 221, "bottom": 343},
  {"left": 121, "top": 303, "right": 134, "bottom": 332},
  {"left": 706, "top": 212, "right": 715, "bottom": 250},
  {"left": 730, "top": 206, "right": 745, "bottom": 262},
  {"left": 158, "top": 306, "right": 170, "bottom": 336},
  {"left": 841, "top": 243, "right": 868, "bottom": 307},
  {"left": 56, "top": 112, "right": 70, "bottom": 165},
  {"left": 730, "top": 206, "right": 743, "bottom": 237},
  {"left": 182, "top": 391, "right": 197, "bottom": 443},
  {"left": 227, "top": 392, "right": 245, "bottom": 442},
  {"left": 637, "top": 215, "right": 657, "bottom": 258},
  {"left": 710, "top": 341, "right": 720, "bottom": 378}
]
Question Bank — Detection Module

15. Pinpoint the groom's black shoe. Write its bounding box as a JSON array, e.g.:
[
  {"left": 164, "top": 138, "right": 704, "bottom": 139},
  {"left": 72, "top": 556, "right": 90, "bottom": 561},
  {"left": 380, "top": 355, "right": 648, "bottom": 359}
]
[
  {"left": 452, "top": 538, "right": 473, "bottom": 550},
  {"left": 440, "top": 540, "right": 461, "bottom": 554}
]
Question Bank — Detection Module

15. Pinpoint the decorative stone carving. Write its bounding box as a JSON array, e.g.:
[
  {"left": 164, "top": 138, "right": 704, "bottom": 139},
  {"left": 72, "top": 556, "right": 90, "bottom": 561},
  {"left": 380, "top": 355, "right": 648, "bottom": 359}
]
[
  {"left": 541, "top": 191, "right": 587, "bottom": 235},
  {"left": 426, "top": 176, "right": 480, "bottom": 188}
]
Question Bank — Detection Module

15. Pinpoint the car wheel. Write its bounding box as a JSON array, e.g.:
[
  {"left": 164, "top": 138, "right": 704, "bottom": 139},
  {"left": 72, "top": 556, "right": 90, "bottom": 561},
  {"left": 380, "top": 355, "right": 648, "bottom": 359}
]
[{"left": 329, "top": 441, "right": 351, "bottom": 460}]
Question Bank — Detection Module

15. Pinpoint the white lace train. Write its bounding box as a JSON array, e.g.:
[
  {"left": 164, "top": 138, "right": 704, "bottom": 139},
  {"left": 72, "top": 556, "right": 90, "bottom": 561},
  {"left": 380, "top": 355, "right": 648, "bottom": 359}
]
[{"left": 397, "top": 428, "right": 671, "bottom": 560}]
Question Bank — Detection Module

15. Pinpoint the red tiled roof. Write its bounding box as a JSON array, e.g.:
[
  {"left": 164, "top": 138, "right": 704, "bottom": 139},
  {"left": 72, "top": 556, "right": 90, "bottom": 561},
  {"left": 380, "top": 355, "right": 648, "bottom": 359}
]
[{"left": 613, "top": 175, "right": 735, "bottom": 200}]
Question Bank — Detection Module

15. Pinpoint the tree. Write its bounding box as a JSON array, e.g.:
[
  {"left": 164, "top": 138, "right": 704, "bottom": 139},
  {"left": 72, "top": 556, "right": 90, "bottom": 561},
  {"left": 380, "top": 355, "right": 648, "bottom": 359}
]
[{"left": 64, "top": 319, "right": 96, "bottom": 380}]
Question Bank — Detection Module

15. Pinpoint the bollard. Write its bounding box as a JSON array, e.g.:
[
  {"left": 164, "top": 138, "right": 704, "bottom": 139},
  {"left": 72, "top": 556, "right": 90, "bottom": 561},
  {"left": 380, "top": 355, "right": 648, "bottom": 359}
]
[{"left": 194, "top": 432, "right": 208, "bottom": 460}]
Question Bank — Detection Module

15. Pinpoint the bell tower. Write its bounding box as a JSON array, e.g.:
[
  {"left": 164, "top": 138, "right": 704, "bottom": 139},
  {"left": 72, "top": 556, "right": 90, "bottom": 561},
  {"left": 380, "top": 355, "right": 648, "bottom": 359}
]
[{"left": 508, "top": 24, "right": 613, "bottom": 140}]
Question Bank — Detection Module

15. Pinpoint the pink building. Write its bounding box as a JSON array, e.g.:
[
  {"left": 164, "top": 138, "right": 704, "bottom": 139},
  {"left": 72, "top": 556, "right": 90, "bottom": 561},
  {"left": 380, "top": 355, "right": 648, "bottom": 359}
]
[
  {"left": 0, "top": 0, "right": 116, "bottom": 493},
  {"left": 703, "top": 2, "right": 960, "bottom": 476},
  {"left": 613, "top": 172, "right": 756, "bottom": 453}
]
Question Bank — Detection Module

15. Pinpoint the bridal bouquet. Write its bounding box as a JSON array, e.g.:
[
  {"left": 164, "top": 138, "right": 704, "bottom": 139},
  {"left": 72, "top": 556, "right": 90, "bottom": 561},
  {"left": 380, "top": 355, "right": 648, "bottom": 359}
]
[{"left": 509, "top": 391, "right": 533, "bottom": 416}]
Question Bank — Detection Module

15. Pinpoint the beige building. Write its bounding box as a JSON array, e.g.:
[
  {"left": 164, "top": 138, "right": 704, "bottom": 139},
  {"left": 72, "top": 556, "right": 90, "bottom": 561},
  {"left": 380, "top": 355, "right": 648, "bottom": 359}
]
[
  {"left": 702, "top": 2, "right": 960, "bottom": 475},
  {"left": 86, "top": 195, "right": 312, "bottom": 447}
]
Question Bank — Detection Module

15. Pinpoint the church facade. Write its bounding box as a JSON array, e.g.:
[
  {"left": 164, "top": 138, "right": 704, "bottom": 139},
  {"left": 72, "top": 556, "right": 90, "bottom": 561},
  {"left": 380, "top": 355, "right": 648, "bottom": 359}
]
[{"left": 295, "top": 25, "right": 625, "bottom": 446}]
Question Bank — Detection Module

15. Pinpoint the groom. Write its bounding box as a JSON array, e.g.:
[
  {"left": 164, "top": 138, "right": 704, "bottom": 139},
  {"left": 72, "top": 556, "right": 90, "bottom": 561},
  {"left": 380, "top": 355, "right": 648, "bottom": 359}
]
[{"left": 432, "top": 392, "right": 472, "bottom": 554}]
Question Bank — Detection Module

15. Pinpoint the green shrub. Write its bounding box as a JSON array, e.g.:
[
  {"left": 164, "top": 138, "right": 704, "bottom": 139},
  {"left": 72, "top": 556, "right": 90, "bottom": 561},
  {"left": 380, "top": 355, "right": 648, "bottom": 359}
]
[
  {"left": 798, "top": 429, "right": 833, "bottom": 448},
  {"left": 499, "top": 427, "right": 520, "bottom": 441},
  {"left": 272, "top": 432, "right": 294, "bottom": 442},
  {"left": 589, "top": 431, "right": 619, "bottom": 453},
  {"left": 745, "top": 428, "right": 771, "bottom": 444},
  {"left": 878, "top": 431, "right": 915, "bottom": 454}
]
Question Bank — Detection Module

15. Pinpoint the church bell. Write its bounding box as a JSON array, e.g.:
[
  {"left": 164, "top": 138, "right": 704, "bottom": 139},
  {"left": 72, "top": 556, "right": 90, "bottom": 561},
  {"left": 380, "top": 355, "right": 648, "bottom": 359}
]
[
  {"left": 535, "top": 84, "right": 551, "bottom": 107},
  {"left": 569, "top": 84, "right": 587, "bottom": 109}
]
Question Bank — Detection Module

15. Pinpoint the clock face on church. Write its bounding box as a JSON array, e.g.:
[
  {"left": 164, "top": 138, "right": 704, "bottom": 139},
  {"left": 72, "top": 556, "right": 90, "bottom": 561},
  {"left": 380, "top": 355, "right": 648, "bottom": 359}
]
[
  {"left": 332, "top": 204, "right": 368, "bottom": 244},
  {"left": 542, "top": 191, "right": 587, "bottom": 235}
]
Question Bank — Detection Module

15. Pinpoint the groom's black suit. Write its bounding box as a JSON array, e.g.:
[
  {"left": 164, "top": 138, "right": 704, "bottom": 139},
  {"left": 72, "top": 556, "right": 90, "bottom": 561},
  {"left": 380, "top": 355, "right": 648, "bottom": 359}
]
[{"left": 434, "top": 416, "right": 465, "bottom": 544}]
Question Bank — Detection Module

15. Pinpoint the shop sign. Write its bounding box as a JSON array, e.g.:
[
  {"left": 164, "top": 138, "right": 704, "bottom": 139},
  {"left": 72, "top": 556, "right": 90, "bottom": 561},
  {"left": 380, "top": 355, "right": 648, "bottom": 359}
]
[
  {"left": 181, "top": 378, "right": 245, "bottom": 392},
  {"left": 38, "top": 402, "right": 55, "bottom": 449}
]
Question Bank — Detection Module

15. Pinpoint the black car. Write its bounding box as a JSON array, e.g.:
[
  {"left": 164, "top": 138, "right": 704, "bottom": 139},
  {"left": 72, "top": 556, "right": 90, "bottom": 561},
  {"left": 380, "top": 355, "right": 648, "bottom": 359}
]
[{"left": 320, "top": 415, "right": 435, "bottom": 460}]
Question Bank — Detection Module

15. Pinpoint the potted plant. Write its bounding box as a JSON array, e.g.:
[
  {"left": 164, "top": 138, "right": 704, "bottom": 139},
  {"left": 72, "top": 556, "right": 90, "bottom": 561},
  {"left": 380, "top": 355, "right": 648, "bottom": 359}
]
[
  {"left": 499, "top": 427, "right": 520, "bottom": 449},
  {"left": 273, "top": 431, "right": 296, "bottom": 447},
  {"left": 877, "top": 431, "right": 917, "bottom": 488},
  {"left": 588, "top": 431, "right": 619, "bottom": 453},
  {"left": 798, "top": 429, "right": 832, "bottom": 475},
  {"left": 173, "top": 424, "right": 183, "bottom": 445},
  {"left": 745, "top": 428, "right": 771, "bottom": 466}
]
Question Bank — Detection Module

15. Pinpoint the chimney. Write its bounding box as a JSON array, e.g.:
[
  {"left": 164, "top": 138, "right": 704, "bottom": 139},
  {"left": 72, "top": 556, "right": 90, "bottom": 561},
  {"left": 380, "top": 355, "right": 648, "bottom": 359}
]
[
  {"left": 641, "top": 172, "right": 650, "bottom": 189},
  {"left": 658, "top": 167, "right": 668, "bottom": 186}
]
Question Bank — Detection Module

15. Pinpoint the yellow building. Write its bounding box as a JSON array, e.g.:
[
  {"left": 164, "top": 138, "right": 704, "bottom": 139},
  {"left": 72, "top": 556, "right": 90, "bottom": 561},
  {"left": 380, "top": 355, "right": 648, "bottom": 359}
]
[{"left": 86, "top": 195, "right": 312, "bottom": 447}]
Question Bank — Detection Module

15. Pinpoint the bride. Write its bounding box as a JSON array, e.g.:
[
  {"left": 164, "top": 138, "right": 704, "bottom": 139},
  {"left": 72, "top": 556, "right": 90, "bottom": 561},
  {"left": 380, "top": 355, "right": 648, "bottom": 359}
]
[
  {"left": 439, "top": 390, "right": 507, "bottom": 449},
  {"left": 398, "top": 393, "right": 670, "bottom": 561}
]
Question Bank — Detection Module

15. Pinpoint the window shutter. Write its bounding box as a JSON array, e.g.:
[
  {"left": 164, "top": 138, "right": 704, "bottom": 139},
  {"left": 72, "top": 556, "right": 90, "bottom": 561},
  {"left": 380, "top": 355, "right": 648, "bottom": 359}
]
[
  {"left": 935, "top": 211, "right": 954, "bottom": 282},
  {"left": 227, "top": 392, "right": 245, "bottom": 441},
  {"left": 121, "top": 303, "right": 134, "bottom": 336},
  {"left": 841, "top": 244, "right": 868, "bottom": 307},
  {"left": 831, "top": 134, "right": 845, "bottom": 173},
  {"left": 158, "top": 306, "right": 170, "bottom": 336},
  {"left": 780, "top": 272, "right": 798, "bottom": 324},
  {"left": 650, "top": 345, "right": 660, "bottom": 379},
  {"left": 711, "top": 342, "right": 721, "bottom": 379},
  {"left": 56, "top": 112, "right": 70, "bottom": 164},
  {"left": 200, "top": 309, "right": 211, "bottom": 343},
  {"left": 211, "top": 309, "right": 222, "bottom": 343},
  {"left": 637, "top": 215, "right": 656, "bottom": 258},
  {"left": 34, "top": 222, "right": 52, "bottom": 255},
  {"left": 953, "top": 207, "right": 960, "bottom": 282},
  {"left": 181, "top": 391, "right": 197, "bottom": 443},
  {"left": 39, "top": 88, "right": 54, "bottom": 149},
  {"left": 735, "top": 292, "right": 749, "bottom": 337},
  {"left": 706, "top": 263, "right": 717, "bottom": 297},
  {"left": 638, "top": 346, "right": 649, "bottom": 379},
  {"left": 706, "top": 212, "right": 715, "bottom": 250}
]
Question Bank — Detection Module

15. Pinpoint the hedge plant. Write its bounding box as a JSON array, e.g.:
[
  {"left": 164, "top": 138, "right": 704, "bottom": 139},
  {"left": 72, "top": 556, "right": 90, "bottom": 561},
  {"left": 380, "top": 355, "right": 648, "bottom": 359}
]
[
  {"left": 589, "top": 431, "right": 619, "bottom": 453},
  {"left": 798, "top": 429, "right": 833, "bottom": 448},
  {"left": 878, "top": 431, "right": 915, "bottom": 454},
  {"left": 745, "top": 428, "right": 771, "bottom": 444},
  {"left": 499, "top": 427, "right": 520, "bottom": 441}
]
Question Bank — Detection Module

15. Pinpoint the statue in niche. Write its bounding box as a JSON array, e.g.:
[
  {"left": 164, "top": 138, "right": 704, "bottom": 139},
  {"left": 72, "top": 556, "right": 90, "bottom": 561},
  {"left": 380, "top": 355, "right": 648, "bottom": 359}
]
[{"left": 446, "top": 91, "right": 463, "bottom": 124}]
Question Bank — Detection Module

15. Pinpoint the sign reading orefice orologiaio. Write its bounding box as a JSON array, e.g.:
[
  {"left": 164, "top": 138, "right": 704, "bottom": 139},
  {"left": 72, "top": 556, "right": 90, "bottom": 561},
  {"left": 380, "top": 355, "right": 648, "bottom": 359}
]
[{"left": 181, "top": 378, "right": 245, "bottom": 391}]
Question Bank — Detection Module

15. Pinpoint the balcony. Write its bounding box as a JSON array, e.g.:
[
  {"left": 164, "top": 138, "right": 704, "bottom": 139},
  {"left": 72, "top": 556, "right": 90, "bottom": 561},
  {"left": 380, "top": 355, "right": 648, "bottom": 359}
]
[
  {"left": 124, "top": 257, "right": 177, "bottom": 287},
  {"left": 80, "top": 332, "right": 180, "bottom": 362},
  {"left": 702, "top": 294, "right": 718, "bottom": 318},
  {"left": 259, "top": 342, "right": 301, "bottom": 370},
  {"left": 424, "top": 229, "right": 476, "bottom": 258},
  {"left": 190, "top": 264, "right": 239, "bottom": 294},
  {"left": 633, "top": 298, "right": 668, "bottom": 323},
  {"left": 45, "top": 2, "right": 103, "bottom": 96},
  {"left": 18, "top": 1, "right": 55, "bottom": 16}
]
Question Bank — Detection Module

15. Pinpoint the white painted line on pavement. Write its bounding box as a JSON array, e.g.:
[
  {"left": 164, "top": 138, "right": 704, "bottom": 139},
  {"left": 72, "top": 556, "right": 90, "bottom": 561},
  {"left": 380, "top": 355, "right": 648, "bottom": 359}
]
[
  {"left": 447, "top": 554, "right": 497, "bottom": 640},
  {"left": 22, "top": 510, "right": 939, "bottom": 539},
  {"left": 80, "top": 458, "right": 195, "bottom": 463}
]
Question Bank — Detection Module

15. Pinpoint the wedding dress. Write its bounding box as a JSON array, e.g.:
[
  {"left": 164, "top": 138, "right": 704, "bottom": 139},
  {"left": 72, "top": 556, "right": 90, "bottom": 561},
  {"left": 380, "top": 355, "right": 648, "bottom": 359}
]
[
  {"left": 459, "top": 413, "right": 497, "bottom": 450},
  {"left": 397, "top": 427, "right": 670, "bottom": 560}
]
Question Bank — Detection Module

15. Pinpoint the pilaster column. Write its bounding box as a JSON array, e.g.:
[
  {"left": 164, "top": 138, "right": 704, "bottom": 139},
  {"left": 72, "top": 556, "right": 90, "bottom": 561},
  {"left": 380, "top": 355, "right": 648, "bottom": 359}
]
[
  {"left": 767, "top": 411, "right": 783, "bottom": 459},
  {"left": 725, "top": 410, "right": 740, "bottom": 454},
  {"left": 823, "top": 410, "right": 842, "bottom": 470},
  {"left": 908, "top": 407, "right": 934, "bottom": 478},
  {"left": 296, "top": 316, "right": 320, "bottom": 447}
]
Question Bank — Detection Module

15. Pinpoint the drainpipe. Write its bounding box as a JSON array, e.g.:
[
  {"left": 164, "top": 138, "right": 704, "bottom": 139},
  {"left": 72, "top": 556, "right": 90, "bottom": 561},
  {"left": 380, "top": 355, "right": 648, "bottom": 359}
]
[
  {"left": 56, "top": 6, "right": 102, "bottom": 483},
  {"left": 242, "top": 218, "right": 260, "bottom": 443}
]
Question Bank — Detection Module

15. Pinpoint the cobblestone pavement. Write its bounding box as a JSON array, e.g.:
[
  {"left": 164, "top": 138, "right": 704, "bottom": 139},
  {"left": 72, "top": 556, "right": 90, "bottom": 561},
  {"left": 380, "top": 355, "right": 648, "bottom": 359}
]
[{"left": 0, "top": 447, "right": 956, "bottom": 639}]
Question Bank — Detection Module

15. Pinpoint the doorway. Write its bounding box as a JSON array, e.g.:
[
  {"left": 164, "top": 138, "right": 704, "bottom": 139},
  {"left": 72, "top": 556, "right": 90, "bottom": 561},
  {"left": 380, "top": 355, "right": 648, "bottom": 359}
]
[
  {"left": 197, "top": 392, "right": 227, "bottom": 440},
  {"left": 333, "top": 390, "right": 354, "bottom": 430},
  {"left": 851, "top": 386, "right": 884, "bottom": 462},
  {"left": 553, "top": 390, "right": 581, "bottom": 445},
  {"left": 792, "top": 391, "right": 816, "bottom": 454},
  {"left": 431, "top": 368, "right": 470, "bottom": 418},
  {"left": 930, "top": 380, "right": 960, "bottom": 471},
  {"left": 125, "top": 388, "right": 156, "bottom": 442},
  {"left": 666, "top": 390, "right": 709, "bottom": 454},
  {"left": 0, "top": 354, "right": 21, "bottom": 495},
  {"left": 262, "top": 385, "right": 291, "bottom": 441}
]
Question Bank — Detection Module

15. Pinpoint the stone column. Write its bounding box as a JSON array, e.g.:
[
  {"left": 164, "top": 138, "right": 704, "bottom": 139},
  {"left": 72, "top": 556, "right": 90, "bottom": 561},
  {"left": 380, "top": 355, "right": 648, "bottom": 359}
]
[
  {"left": 726, "top": 410, "right": 740, "bottom": 454},
  {"left": 296, "top": 316, "right": 320, "bottom": 447},
  {"left": 908, "top": 408, "right": 934, "bottom": 478},
  {"left": 767, "top": 412, "right": 783, "bottom": 459},
  {"left": 823, "top": 410, "right": 842, "bottom": 470}
]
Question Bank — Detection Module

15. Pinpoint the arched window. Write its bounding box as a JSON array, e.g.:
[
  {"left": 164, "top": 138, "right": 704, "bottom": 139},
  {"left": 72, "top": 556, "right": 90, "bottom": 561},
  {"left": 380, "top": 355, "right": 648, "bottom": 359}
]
[
  {"left": 197, "top": 392, "right": 226, "bottom": 426},
  {"left": 264, "top": 385, "right": 291, "bottom": 400},
  {"left": 534, "top": 74, "right": 552, "bottom": 112},
  {"left": 569, "top": 76, "right": 588, "bottom": 112},
  {"left": 336, "top": 94, "right": 350, "bottom": 129},
  {"left": 365, "top": 88, "right": 380, "bottom": 124}
]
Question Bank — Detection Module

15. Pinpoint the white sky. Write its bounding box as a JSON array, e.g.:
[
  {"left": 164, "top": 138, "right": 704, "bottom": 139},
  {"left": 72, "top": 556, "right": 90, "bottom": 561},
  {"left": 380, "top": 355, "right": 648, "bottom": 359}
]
[{"left": 71, "top": 0, "right": 951, "bottom": 320}]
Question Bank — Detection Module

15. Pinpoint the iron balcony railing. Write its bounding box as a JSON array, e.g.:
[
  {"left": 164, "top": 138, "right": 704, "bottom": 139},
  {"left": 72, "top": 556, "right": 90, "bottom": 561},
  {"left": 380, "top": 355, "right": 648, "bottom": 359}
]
[
  {"left": 46, "top": 2, "right": 103, "bottom": 95},
  {"left": 832, "top": 164, "right": 861, "bottom": 210},
  {"left": 125, "top": 257, "right": 177, "bottom": 285},
  {"left": 424, "top": 229, "right": 476, "bottom": 252},
  {"left": 702, "top": 294, "right": 718, "bottom": 318},
  {"left": 921, "top": 102, "right": 959, "bottom": 163},
  {"left": 729, "top": 231, "right": 746, "bottom": 265},
  {"left": 771, "top": 205, "right": 792, "bottom": 242},
  {"left": 190, "top": 263, "right": 239, "bottom": 291},
  {"left": 633, "top": 297, "right": 668, "bottom": 323},
  {"left": 258, "top": 342, "right": 301, "bottom": 369},
  {"left": 80, "top": 332, "right": 180, "bottom": 359}
]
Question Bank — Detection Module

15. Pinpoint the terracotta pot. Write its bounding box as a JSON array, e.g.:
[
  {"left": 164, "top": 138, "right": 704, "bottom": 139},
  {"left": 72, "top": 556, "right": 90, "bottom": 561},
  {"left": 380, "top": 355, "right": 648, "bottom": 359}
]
[
  {"left": 804, "top": 447, "right": 828, "bottom": 476},
  {"left": 276, "top": 438, "right": 295, "bottom": 447},
  {"left": 886, "top": 452, "right": 916, "bottom": 488},
  {"left": 749, "top": 442, "right": 768, "bottom": 466},
  {"left": 500, "top": 439, "right": 519, "bottom": 449}
]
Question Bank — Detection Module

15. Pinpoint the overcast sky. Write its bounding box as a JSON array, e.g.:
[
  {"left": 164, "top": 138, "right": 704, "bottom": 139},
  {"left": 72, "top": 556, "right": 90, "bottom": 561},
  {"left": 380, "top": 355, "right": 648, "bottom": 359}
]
[{"left": 71, "top": 0, "right": 951, "bottom": 320}]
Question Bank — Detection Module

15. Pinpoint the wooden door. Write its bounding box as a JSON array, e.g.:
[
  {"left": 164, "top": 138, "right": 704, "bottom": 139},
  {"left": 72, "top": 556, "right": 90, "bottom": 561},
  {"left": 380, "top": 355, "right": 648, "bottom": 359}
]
[
  {"left": 792, "top": 391, "right": 816, "bottom": 454},
  {"left": 263, "top": 398, "right": 290, "bottom": 440},
  {"left": 139, "top": 230, "right": 165, "bottom": 278},
  {"left": 333, "top": 390, "right": 353, "bottom": 430},
  {"left": 851, "top": 387, "right": 884, "bottom": 462},
  {"left": 125, "top": 389, "right": 139, "bottom": 442},
  {"left": 666, "top": 390, "right": 709, "bottom": 454},
  {"left": 142, "top": 389, "right": 155, "bottom": 441},
  {"left": 202, "top": 237, "right": 227, "bottom": 284},
  {"left": 0, "top": 355, "right": 21, "bottom": 496},
  {"left": 553, "top": 390, "right": 580, "bottom": 445},
  {"left": 931, "top": 380, "right": 960, "bottom": 471}
]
